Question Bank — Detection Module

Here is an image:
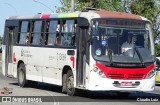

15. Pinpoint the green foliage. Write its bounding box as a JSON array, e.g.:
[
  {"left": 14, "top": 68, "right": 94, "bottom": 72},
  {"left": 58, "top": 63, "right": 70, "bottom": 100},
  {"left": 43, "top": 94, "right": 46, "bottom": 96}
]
[
  {"left": 75, "top": 0, "right": 130, "bottom": 12},
  {"left": 56, "top": 0, "right": 72, "bottom": 13},
  {"left": 57, "top": 0, "right": 130, "bottom": 12},
  {"left": 130, "top": 0, "right": 160, "bottom": 38},
  {"left": 156, "top": 44, "right": 160, "bottom": 56}
]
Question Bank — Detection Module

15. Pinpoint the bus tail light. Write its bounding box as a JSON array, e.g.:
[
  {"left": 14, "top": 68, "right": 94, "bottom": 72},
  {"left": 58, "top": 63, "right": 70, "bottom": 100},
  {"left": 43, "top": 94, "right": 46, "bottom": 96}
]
[{"left": 146, "top": 69, "right": 155, "bottom": 79}]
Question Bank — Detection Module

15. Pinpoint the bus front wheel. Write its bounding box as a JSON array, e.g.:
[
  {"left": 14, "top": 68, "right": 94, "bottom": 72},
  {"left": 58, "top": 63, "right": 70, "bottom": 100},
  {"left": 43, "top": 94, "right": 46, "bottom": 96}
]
[
  {"left": 66, "top": 70, "right": 76, "bottom": 96},
  {"left": 17, "top": 63, "right": 28, "bottom": 87}
]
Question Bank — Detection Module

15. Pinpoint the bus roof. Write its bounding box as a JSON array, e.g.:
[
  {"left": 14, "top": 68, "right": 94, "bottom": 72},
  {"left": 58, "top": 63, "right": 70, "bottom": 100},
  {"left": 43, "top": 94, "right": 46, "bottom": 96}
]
[{"left": 7, "top": 9, "right": 147, "bottom": 21}]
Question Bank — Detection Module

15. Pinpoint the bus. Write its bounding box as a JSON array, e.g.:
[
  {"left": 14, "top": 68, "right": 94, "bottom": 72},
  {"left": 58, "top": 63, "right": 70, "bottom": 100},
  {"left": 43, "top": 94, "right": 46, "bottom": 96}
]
[{"left": 2, "top": 8, "right": 156, "bottom": 96}]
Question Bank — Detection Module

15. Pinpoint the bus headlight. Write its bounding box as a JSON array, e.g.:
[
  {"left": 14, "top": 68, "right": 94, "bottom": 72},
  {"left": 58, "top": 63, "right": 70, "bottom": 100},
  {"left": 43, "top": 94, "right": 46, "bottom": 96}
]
[
  {"left": 146, "top": 69, "right": 155, "bottom": 79},
  {"left": 98, "top": 71, "right": 106, "bottom": 78},
  {"left": 93, "top": 67, "right": 106, "bottom": 78}
]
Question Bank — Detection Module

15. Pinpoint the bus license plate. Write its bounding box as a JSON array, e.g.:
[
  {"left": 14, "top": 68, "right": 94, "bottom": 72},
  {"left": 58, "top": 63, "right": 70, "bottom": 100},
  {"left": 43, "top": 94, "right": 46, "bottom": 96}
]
[{"left": 120, "top": 82, "right": 132, "bottom": 86}]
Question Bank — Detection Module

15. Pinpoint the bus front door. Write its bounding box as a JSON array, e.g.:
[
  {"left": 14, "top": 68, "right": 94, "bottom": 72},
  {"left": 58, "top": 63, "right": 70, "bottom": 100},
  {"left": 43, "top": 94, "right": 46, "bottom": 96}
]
[
  {"left": 5, "top": 27, "right": 15, "bottom": 77},
  {"left": 77, "top": 27, "right": 88, "bottom": 87}
]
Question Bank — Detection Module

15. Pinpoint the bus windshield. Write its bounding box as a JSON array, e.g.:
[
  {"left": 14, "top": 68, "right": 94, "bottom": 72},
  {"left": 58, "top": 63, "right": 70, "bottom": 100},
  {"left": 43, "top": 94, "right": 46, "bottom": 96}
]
[{"left": 91, "top": 19, "right": 155, "bottom": 66}]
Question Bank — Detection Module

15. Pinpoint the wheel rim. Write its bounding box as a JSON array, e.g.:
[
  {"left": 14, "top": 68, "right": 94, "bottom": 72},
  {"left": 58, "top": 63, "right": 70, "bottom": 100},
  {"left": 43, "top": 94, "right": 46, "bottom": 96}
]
[
  {"left": 19, "top": 68, "right": 24, "bottom": 84},
  {"left": 67, "top": 76, "right": 74, "bottom": 91}
]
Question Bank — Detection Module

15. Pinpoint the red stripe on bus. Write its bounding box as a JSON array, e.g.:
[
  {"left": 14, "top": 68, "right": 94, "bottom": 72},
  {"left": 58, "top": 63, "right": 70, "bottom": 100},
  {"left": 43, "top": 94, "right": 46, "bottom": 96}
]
[
  {"left": 70, "top": 56, "right": 75, "bottom": 68},
  {"left": 96, "top": 62, "right": 154, "bottom": 80},
  {"left": 41, "top": 14, "right": 51, "bottom": 19}
]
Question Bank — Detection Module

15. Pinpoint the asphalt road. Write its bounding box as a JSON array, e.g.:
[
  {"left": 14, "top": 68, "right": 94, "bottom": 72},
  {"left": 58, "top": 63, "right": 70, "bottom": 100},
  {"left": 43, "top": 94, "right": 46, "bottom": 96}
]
[{"left": 0, "top": 62, "right": 160, "bottom": 105}]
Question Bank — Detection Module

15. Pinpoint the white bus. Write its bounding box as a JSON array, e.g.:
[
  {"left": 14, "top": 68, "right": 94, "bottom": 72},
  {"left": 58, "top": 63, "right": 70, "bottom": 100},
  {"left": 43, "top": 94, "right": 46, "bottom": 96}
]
[{"left": 2, "top": 8, "right": 156, "bottom": 96}]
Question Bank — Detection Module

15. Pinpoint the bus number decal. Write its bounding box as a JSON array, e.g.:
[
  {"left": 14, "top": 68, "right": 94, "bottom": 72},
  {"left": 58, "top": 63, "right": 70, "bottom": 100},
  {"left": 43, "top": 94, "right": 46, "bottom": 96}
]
[
  {"left": 49, "top": 56, "right": 55, "bottom": 60},
  {"left": 21, "top": 49, "right": 32, "bottom": 57},
  {"left": 59, "top": 53, "right": 66, "bottom": 61}
]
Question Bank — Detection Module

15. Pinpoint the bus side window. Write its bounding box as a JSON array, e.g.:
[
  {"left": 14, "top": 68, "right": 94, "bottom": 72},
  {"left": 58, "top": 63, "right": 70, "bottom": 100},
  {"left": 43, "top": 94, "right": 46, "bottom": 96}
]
[
  {"left": 45, "top": 20, "right": 59, "bottom": 46},
  {"left": 18, "top": 21, "right": 30, "bottom": 44},
  {"left": 30, "top": 21, "right": 43, "bottom": 45},
  {"left": 61, "top": 20, "right": 76, "bottom": 47},
  {"left": 44, "top": 21, "right": 49, "bottom": 45}
]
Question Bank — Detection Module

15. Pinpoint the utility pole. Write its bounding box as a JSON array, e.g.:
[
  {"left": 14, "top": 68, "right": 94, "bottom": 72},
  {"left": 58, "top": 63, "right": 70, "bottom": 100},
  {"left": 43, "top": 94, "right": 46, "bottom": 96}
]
[{"left": 71, "top": 0, "right": 75, "bottom": 12}]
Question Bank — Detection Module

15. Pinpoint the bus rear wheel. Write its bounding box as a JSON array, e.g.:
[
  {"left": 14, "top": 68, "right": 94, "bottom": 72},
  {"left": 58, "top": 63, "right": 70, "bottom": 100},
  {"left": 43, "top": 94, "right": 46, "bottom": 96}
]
[
  {"left": 17, "top": 63, "right": 28, "bottom": 87},
  {"left": 66, "top": 70, "right": 76, "bottom": 96},
  {"left": 62, "top": 74, "right": 67, "bottom": 93}
]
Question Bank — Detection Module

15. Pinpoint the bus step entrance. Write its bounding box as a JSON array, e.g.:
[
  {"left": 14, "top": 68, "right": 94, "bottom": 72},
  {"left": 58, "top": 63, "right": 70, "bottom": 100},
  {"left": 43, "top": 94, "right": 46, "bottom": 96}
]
[{"left": 77, "top": 85, "right": 85, "bottom": 89}]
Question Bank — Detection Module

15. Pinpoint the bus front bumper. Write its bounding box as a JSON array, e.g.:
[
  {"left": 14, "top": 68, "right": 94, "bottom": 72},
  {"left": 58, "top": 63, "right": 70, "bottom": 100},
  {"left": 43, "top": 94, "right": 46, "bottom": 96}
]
[{"left": 88, "top": 71, "right": 155, "bottom": 92}]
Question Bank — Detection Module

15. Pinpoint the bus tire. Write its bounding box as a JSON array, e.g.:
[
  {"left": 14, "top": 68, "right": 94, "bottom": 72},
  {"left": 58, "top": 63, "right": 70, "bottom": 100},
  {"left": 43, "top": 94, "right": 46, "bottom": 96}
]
[
  {"left": 17, "top": 63, "right": 28, "bottom": 87},
  {"left": 66, "top": 70, "right": 76, "bottom": 96},
  {"left": 62, "top": 74, "right": 67, "bottom": 93}
]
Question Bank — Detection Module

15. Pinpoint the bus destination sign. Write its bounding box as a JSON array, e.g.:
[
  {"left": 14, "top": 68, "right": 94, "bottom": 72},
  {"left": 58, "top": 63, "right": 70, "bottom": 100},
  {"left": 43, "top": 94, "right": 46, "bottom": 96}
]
[{"left": 97, "top": 19, "right": 145, "bottom": 28}]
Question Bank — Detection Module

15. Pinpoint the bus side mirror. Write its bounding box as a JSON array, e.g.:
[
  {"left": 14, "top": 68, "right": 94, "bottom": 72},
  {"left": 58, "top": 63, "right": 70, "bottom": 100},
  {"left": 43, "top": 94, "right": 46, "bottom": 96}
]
[{"left": 78, "top": 18, "right": 89, "bottom": 27}]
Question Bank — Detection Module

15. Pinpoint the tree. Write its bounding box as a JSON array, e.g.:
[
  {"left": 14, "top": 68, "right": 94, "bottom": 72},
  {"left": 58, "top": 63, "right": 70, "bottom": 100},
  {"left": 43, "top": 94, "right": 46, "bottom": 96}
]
[
  {"left": 76, "top": 0, "right": 130, "bottom": 12},
  {"left": 130, "top": 0, "right": 160, "bottom": 38},
  {"left": 156, "top": 43, "right": 160, "bottom": 56},
  {"left": 56, "top": 0, "right": 72, "bottom": 13},
  {"left": 57, "top": 0, "right": 129, "bottom": 12}
]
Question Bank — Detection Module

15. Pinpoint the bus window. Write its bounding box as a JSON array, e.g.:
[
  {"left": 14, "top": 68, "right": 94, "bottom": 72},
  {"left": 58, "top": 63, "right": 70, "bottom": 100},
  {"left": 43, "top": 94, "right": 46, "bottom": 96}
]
[
  {"left": 61, "top": 20, "right": 76, "bottom": 47},
  {"left": 45, "top": 20, "right": 59, "bottom": 46},
  {"left": 30, "top": 21, "right": 43, "bottom": 45},
  {"left": 18, "top": 21, "right": 30, "bottom": 44}
]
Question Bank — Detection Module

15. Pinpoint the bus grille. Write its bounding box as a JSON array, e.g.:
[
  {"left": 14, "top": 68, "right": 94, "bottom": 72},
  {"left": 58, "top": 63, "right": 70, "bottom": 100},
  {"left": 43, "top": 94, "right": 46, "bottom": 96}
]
[
  {"left": 128, "top": 74, "right": 144, "bottom": 79},
  {"left": 108, "top": 74, "right": 144, "bottom": 79},
  {"left": 108, "top": 74, "right": 124, "bottom": 79}
]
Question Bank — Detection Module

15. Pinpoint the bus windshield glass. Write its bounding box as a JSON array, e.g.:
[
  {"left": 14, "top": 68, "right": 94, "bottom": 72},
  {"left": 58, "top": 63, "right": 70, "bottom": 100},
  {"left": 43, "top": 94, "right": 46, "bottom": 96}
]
[{"left": 91, "top": 19, "right": 155, "bottom": 65}]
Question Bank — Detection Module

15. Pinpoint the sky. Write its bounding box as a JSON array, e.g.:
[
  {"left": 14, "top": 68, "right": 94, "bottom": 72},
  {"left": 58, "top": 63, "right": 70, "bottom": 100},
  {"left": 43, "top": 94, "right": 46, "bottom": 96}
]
[{"left": 0, "top": 0, "right": 61, "bottom": 36}]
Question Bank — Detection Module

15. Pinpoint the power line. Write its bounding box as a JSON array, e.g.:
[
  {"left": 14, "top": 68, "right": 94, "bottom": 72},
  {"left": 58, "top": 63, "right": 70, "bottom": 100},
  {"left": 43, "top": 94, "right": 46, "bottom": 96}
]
[
  {"left": 33, "top": 0, "right": 54, "bottom": 13},
  {"left": 3, "top": 3, "right": 18, "bottom": 15}
]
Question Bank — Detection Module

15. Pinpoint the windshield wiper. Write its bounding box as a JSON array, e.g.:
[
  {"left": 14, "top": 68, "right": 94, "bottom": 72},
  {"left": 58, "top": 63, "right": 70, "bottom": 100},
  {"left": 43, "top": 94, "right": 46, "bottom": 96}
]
[
  {"left": 133, "top": 46, "right": 145, "bottom": 67},
  {"left": 108, "top": 49, "right": 113, "bottom": 65},
  {"left": 131, "top": 36, "right": 145, "bottom": 67}
]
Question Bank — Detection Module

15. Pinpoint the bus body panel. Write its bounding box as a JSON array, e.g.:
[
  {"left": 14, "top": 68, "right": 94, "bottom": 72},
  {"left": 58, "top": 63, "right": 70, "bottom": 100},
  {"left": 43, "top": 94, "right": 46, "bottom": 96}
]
[
  {"left": 11, "top": 46, "right": 28, "bottom": 78},
  {"left": 12, "top": 46, "right": 77, "bottom": 86},
  {"left": 57, "top": 49, "right": 77, "bottom": 86}
]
